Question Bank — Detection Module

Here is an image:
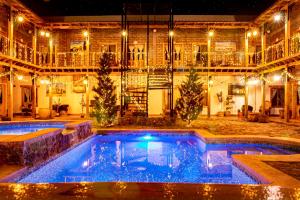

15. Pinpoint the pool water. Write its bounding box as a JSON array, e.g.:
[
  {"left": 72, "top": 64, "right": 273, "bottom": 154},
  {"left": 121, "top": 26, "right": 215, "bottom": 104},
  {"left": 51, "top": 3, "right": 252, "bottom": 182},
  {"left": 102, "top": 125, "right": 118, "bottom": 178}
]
[
  {"left": 18, "top": 133, "right": 297, "bottom": 184},
  {"left": 0, "top": 124, "right": 65, "bottom": 135}
]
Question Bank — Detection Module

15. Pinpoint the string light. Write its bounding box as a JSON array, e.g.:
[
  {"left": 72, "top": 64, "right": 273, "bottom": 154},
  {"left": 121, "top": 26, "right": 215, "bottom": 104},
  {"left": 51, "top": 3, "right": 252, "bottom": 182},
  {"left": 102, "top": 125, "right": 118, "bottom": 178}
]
[
  {"left": 45, "top": 32, "right": 50, "bottom": 37},
  {"left": 169, "top": 30, "right": 174, "bottom": 37}
]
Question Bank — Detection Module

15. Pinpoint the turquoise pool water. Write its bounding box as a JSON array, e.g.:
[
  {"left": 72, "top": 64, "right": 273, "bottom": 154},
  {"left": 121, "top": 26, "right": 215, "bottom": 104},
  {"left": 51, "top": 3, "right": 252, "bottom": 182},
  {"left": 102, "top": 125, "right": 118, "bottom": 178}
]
[
  {"left": 0, "top": 123, "right": 65, "bottom": 135},
  {"left": 18, "top": 132, "right": 297, "bottom": 184}
]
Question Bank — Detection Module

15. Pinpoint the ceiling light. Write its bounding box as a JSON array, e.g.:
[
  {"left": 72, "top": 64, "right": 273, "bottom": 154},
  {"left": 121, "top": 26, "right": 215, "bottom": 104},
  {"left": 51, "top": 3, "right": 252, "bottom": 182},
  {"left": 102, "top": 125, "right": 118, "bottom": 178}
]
[
  {"left": 16, "top": 15, "right": 24, "bottom": 23},
  {"left": 208, "top": 30, "right": 214, "bottom": 37},
  {"left": 40, "top": 31, "right": 45, "bottom": 36},
  {"left": 83, "top": 31, "right": 89, "bottom": 37},
  {"left": 274, "top": 13, "right": 282, "bottom": 22},
  {"left": 273, "top": 74, "right": 282, "bottom": 81}
]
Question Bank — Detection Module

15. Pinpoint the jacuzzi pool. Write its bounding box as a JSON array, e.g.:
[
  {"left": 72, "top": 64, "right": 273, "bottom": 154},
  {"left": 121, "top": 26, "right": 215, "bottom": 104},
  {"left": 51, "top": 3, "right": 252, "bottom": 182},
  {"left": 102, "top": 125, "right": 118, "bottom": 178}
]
[
  {"left": 18, "top": 132, "right": 298, "bottom": 184},
  {"left": 0, "top": 123, "right": 65, "bottom": 135}
]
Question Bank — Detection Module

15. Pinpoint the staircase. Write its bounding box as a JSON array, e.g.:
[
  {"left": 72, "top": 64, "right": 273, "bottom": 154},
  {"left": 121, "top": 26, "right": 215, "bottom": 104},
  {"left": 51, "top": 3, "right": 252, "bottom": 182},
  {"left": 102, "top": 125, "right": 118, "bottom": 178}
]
[{"left": 125, "top": 88, "right": 147, "bottom": 116}]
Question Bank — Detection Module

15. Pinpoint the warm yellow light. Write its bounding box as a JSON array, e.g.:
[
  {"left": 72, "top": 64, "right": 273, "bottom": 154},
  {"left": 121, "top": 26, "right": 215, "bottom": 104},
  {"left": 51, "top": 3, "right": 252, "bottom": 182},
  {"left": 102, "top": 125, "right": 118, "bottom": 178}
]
[
  {"left": 248, "top": 79, "right": 259, "bottom": 85},
  {"left": 253, "top": 30, "right": 258, "bottom": 36},
  {"left": 273, "top": 74, "right": 282, "bottom": 81},
  {"left": 122, "top": 30, "right": 127, "bottom": 37},
  {"left": 17, "top": 15, "right": 24, "bottom": 23},
  {"left": 247, "top": 31, "right": 252, "bottom": 37},
  {"left": 208, "top": 80, "right": 213, "bottom": 85},
  {"left": 208, "top": 30, "right": 214, "bottom": 37},
  {"left": 274, "top": 13, "right": 282, "bottom": 22},
  {"left": 169, "top": 31, "right": 174, "bottom": 37},
  {"left": 83, "top": 79, "right": 88, "bottom": 85},
  {"left": 83, "top": 31, "right": 89, "bottom": 37},
  {"left": 45, "top": 32, "right": 50, "bottom": 37},
  {"left": 40, "top": 31, "right": 45, "bottom": 36},
  {"left": 17, "top": 75, "right": 24, "bottom": 81}
]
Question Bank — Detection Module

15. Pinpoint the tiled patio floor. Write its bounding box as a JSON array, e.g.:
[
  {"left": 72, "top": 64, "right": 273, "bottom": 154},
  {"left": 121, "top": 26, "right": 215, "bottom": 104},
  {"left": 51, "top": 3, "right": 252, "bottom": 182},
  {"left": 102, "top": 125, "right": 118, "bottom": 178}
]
[{"left": 11, "top": 115, "right": 300, "bottom": 139}]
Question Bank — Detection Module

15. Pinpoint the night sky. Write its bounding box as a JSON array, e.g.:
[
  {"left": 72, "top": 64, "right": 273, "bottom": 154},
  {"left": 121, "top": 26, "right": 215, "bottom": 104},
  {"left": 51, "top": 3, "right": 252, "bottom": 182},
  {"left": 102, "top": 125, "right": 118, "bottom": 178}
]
[{"left": 20, "top": 0, "right": 276, "bottom": 17}]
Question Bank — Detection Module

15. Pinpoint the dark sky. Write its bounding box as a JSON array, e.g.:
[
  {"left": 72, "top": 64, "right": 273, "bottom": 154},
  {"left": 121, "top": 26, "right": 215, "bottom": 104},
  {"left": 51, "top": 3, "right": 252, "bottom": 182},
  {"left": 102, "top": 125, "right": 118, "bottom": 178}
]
[{"left": 20, "top": 0, "right": 276, "bottom": 16}]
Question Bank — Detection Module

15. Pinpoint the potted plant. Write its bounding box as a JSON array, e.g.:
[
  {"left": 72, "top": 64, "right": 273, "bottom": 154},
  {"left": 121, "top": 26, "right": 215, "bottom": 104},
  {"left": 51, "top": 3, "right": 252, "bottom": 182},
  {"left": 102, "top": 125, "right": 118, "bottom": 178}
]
[
  {"left": 80, "top": 94, "right": 86, "bottom": 118},
  {"left": 224, "top": 95, "right": 234, "bottom": 116}
]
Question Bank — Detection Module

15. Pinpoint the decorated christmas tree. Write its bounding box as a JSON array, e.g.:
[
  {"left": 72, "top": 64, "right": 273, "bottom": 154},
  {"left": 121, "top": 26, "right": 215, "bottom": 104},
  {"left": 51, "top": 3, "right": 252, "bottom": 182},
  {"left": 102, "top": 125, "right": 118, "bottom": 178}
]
[
  {"left": 91, "top": 53, "right": 117, "bottom": 126},
  {"left": 175, "top": 68, "right": 204, "bottom": 126}
]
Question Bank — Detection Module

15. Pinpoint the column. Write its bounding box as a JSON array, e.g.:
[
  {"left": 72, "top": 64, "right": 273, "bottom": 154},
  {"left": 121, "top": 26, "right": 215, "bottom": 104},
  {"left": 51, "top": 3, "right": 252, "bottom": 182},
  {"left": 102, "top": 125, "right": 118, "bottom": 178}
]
[
  {"left": 8, "top": 6, "right": 14, "bottom": 57},
  {"left": 7, "top": 66, "right": 13, "bottom": 120},
  {"left": 31, "top": 74, "right": 37, "bottom": 118},
  {"left": 245, "top": 30, "right": 249, "bottom": 67},
  {"left": 261, "top": 74, "right": 266, "bottom": 114},
  {"left": 244, "top": 30, "right": 249, "bottom": 118},
  {"left": 291, "top": 80, "right": 298, "bottom": 119},
  {"left": 85, "top": 77, "right": 90, "bottom": 119},
  {"left": 284, "top": 7, "right": 290, "bottom": 57},
  {"left": 244, "top": 75, "right": 249, "bottom": 118},
  {"left": 49, "top": 36, "right": 53, "bottom": 67},
  {"left": 33, "top": 26, "right": 37, "bottom": 65},
  {"left": 49, "top": 77, "right": 53, "bottom": 118},
  {"left": 85, "top": 28, "right": 90, "bottom": 66},
  {"left": 7, "top": 7, "right": 14, "bottom": 120},
  {"left": 284, "top": 69, "right": 289, "bottom": 122},
  {"left": 207, "top": 38, "right": 211, "bottom": 118},
  {"left": 261, "top": 24, "right": 266, "bottom": 64}
]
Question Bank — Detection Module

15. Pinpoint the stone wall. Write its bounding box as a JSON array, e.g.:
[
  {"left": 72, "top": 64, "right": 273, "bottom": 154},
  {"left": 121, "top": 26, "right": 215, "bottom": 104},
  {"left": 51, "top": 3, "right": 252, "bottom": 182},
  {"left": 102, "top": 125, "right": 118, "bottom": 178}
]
[{"left": 0, "top": 120, "right": 93, "bottom": 166}]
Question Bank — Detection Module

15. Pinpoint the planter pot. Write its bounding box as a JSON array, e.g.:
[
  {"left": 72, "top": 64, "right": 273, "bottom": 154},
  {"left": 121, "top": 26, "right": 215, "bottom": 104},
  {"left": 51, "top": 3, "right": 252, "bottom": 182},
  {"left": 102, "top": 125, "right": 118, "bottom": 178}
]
[
  {"left": 217, "top": 111, "right": 225, "bottom": 117},
  {"left": 224, "top": 111, "right": 231, "bottom": 116},
  {"left": 39, "top": 108, "right": 51, "bottom": 119},
  {"left": 238, "top": 112, "right": 243, "bottom": 118}
]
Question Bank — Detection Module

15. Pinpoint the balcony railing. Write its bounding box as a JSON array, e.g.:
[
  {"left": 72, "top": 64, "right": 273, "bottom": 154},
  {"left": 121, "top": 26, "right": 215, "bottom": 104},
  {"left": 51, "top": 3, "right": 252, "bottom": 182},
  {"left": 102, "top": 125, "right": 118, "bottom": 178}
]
[
  {"left": 0, "top": 34, "right": 9, "bottom": 56},
  {"left": 289, "top": 34, "right": 300, "bottom": 56},
  {"left": 2, "top": 34, "right": 300, "bottom": 69},
  {"left": 211, "top": 51, "right": 245, "bottom": 67},
  {"left": 14, "top": 41, "right": 34, "bottom": 63},
  {"left": 264, "top": 41, "right": 285, "bottom": 63}
]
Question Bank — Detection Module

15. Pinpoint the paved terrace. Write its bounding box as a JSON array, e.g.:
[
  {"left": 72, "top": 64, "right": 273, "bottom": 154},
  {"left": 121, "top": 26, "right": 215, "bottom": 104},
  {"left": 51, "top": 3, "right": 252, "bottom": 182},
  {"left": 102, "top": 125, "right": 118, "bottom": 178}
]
[{"left": 12, "top": 115, "right": 300, "bottom": 139}]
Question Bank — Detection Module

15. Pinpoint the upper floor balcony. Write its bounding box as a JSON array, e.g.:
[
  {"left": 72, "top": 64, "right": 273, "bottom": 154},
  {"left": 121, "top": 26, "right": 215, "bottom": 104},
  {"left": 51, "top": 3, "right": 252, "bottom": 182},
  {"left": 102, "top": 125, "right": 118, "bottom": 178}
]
[{"left": 1, "top": 32, "right": 299, "bottom": 73}]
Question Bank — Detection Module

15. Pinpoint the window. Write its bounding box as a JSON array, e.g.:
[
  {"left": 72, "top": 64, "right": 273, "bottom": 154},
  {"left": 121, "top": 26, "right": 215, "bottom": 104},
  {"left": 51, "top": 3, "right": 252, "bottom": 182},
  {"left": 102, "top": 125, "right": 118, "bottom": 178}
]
[{"left": 270, "top": 87, "right": 284, "bottom": 107}]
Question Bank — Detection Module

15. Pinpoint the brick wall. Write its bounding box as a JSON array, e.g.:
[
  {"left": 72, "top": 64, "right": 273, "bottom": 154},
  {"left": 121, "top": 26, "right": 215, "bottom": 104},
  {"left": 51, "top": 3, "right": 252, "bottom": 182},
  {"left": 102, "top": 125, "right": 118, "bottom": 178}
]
[{"left": 50, "top": 26, "right": 248, "bottom": 67}]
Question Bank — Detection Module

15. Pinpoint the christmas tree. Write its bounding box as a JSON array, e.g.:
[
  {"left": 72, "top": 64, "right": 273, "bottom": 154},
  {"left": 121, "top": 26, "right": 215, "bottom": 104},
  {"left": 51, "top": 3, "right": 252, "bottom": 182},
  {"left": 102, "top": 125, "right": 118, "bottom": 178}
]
[
  {"left": 91, "top": 53, "right": 117, "bottom": 126},
  {"left": 175, "top": 68, "right": 204, "bottom": 126}
]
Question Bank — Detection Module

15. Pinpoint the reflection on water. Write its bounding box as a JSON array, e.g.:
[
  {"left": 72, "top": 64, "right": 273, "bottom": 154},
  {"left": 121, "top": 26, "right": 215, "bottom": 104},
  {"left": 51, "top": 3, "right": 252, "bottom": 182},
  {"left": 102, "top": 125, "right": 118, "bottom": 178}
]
[
  {"left": 19, "top": 133, "right": 295, "bottom": 184},
  {"left": 0, "top": 124, "right": 65, "bottom": 135}
]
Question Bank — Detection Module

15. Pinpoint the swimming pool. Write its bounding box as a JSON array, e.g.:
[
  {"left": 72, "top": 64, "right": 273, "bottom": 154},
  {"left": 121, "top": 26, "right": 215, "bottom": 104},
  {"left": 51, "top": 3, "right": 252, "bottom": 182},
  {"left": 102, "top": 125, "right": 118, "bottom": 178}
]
[
  {"left": 0, "top": 123, "right": 65, "bottom": 135},
  {"left": 18, "top": 132, "right": 297, "bottom": 184}
]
